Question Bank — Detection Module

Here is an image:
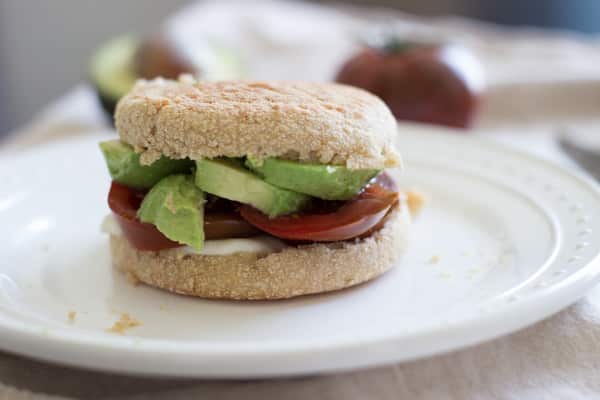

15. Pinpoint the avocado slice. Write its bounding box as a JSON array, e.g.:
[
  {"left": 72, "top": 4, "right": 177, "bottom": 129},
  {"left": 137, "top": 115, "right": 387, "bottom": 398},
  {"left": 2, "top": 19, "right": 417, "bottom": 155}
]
[
  {"left": 138, "top": 174, "right": 205, "bottom": 250},
  {"left": 195, "top": 158, "right": 310, "bottom": 217},
  {"left": 245, "top": 158, "right": 379, "bottom": 200},
  {"left": 90, "top": 35, "right": 139, "bottom": 116},
  {"left": 99, "top": 140, "right": 193, "bottom": 189}
]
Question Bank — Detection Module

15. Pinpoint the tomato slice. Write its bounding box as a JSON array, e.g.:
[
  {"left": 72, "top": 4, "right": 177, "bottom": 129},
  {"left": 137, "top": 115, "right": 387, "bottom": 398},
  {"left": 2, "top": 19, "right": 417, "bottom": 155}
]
[
  {"left": 108, "top": 172, "right": 398, "bottom": 249},
  {"left": 239, "top": 173, "right": 399, "bottom": 242},
  {"left": 108, "top": 182, "right": 181, "bottom": 251},
  {"left": 108, "top": 182, "right": 261, "bottom": 251},
  {"left": 204, "top": 212, "right": 260, "bottom": 239}
]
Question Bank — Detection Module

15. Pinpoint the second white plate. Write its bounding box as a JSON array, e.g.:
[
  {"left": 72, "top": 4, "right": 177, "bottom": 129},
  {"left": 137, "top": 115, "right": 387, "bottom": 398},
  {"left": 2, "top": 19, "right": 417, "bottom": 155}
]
[{"left": 0, "top": 129, "right": 598, "bottom": 377}]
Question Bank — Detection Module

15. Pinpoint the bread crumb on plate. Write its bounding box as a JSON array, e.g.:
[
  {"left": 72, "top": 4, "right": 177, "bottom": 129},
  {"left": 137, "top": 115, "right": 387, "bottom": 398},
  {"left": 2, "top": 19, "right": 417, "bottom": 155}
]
[
  {"left": 107, "top": 313, "right": 142, "bottom": 334},
  {"left": 406, "top": 190, "right": 426, "bottom": 216}
]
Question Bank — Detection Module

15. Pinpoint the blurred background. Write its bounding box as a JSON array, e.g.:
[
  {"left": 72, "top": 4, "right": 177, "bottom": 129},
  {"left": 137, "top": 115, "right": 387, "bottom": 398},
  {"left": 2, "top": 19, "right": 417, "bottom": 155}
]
[
  {"left": 1, "top": 0, "right": 600, "bottom": 135},
  {"left": 0, "top": 1, "right": 188, "bottom": 134}
]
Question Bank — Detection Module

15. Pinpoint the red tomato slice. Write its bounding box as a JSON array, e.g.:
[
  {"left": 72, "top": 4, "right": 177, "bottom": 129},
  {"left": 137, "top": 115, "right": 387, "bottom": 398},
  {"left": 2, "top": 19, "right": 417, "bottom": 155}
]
[
  {"left": 239, "top": 173, "right": 399, "bottom": 242},
  {"left": 108, "top": 182, "right": 181, "bottom": 251},
  {"left": 107, "top": 182, "right": 261, "bottom": 251}
]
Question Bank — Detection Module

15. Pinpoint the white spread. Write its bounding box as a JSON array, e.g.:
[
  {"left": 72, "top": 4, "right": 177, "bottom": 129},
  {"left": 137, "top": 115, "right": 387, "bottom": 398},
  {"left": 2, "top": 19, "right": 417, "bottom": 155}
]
[
  {"left": 101, "top": 214, "right": 287, "bottom": 256},
  {"left": 179, "top": 236, "right": 287, "bottom": 256},
  {"left": 101, "top": 213, "right": 123, "bottom": 236}
]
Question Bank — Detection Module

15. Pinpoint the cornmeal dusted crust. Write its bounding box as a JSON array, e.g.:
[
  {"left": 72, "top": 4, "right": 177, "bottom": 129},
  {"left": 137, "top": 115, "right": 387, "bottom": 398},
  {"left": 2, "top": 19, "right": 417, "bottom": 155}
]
[
  {"left": 110, "top": 206, "right": 410, "bottom": 300},
  {"left": 114, "top": 78, "right": 401, "bottom": 169}
]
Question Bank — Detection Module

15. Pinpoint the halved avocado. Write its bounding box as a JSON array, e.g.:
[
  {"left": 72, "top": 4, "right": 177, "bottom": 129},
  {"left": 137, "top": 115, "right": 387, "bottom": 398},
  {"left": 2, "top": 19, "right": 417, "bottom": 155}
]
[
  {"left": 90, "top": 35, "right": 139, "bottom": 116},
  {"left": 90, "top": 34, "right": 246, "bottom": 118}
]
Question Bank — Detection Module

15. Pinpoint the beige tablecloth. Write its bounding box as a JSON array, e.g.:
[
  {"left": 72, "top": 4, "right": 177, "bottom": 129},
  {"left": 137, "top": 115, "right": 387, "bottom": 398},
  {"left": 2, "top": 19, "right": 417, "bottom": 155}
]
[{"left": 3, "top": 1, "right": 600, "bottom": 399}]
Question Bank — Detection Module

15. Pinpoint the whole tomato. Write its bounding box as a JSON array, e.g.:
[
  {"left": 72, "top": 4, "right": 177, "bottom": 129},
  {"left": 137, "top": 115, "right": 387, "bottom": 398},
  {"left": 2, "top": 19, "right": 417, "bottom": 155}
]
[{"left": 336, "top": 40, "right": 484, "bottom": 129}]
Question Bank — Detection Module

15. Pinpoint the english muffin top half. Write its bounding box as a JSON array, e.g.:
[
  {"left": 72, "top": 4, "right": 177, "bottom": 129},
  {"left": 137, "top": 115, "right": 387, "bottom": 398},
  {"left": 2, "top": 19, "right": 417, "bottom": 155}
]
[{"left": 115, "top": 78, "right": 401, "bottom": 169}]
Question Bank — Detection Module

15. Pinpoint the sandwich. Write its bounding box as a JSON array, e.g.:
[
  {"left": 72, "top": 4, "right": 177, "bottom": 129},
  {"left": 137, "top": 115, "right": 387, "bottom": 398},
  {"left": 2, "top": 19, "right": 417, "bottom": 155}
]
[{"left": 99, "top": 77, "right": 418, "bottom": 300}]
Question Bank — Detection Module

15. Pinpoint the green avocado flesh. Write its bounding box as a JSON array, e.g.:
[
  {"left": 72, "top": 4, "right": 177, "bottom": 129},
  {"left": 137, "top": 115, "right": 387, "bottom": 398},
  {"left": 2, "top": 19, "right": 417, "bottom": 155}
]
[
  {"left": 138, "top": 175, "right": 205, "bottom": 250},
  {"left": 90, "top": 35, "right": 138, "bottom": 103},
  {"left": 195, "top": 158, "right": 310, "bottom": 217},
  {"left": 99, "top": 140, "right": 193, "bottom": 189},
  {"left": 245, "top": 157, "right": 379, "bottom": 200}
]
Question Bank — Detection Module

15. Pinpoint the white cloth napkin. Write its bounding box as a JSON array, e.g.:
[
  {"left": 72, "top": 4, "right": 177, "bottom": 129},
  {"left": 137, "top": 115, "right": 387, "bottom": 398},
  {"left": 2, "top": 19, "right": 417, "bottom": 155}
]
[{"left": 3, "top": 1, "right": 600, "bottom": 398}]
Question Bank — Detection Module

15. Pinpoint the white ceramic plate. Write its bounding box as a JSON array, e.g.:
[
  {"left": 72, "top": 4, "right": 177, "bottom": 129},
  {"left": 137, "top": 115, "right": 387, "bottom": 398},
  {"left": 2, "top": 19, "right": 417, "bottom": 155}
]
[{"left": 0, "top": 130, "right": 599, "bottom": 378}]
